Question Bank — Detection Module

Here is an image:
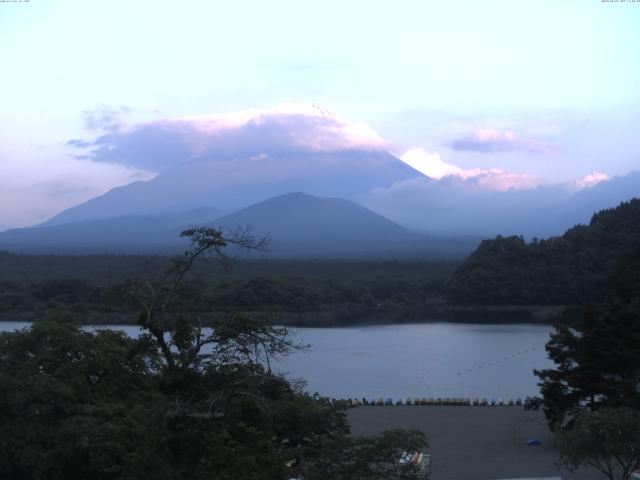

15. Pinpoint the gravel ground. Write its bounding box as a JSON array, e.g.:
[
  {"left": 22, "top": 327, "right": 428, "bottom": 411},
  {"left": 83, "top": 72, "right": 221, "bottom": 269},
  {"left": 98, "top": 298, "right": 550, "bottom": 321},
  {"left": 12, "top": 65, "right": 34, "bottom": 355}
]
[{"left": 348, "top": 406, "right": 603, "bottom": 480}]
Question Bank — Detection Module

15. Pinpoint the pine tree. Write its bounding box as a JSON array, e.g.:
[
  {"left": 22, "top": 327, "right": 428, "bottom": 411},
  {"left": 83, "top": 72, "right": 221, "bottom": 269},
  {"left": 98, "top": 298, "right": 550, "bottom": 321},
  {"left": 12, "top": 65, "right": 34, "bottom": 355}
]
[{"left": 535, "top": 248, "right": 640, "bottom": 430}]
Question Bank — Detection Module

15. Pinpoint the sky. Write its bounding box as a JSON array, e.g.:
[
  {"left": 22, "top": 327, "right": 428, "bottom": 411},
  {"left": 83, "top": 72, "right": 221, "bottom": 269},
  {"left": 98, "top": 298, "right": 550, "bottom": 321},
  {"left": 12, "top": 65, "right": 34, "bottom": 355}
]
[{"left": 1, "top": 0, "right": 639, "bottom": 229}]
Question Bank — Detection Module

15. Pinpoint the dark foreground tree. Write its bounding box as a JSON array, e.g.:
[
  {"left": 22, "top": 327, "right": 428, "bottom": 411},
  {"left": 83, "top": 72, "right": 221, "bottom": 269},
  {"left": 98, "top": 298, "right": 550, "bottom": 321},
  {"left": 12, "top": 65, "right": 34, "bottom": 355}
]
[
  {"left": 535, "top": 248, "right": 640, "bottom": 431},
  {"left": 0, "top": 227, "right": 427, "bottom": 479},
  {"left": 0, "top": 319, "right": 168, "bottom": 479},
  {"left": 123, "top": 226, "right": 272, "bottom": 371},
  {"left": 535, "top": 302, "right": 640, "bottom": 430},
  {"left": 556, "top": 407, "right": 640, "bottom": 480}
]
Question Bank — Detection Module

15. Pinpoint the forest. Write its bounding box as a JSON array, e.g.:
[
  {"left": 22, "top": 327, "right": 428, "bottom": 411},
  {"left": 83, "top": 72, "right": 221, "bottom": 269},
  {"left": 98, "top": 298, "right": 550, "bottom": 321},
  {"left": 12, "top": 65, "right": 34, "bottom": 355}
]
[
  {"left": 447, "top": 198, "right": 640, "bottom": 306},
  {"left": 0, "top": 253, "right": 454, "bottom": 326}
]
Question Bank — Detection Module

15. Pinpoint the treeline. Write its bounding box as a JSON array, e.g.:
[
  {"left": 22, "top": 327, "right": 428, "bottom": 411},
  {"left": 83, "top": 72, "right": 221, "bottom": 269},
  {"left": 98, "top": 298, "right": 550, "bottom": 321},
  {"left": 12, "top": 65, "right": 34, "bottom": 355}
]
[
  {"left": 0, "top": 259, "right": 455, "bottom": 325},
  {"left": 447, "top": 198, "right": 640, "bottom": 305},
  {"left": 0, "top": 253, "right": 454, "bottom": 283}
]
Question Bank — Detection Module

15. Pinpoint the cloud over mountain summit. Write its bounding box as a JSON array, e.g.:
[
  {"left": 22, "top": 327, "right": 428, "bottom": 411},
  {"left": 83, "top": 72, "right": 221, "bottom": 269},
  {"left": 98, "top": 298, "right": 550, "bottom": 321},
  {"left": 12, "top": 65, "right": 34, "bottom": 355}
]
[{"left": 69, "top": 102, "right": 390, "bottom": 171}]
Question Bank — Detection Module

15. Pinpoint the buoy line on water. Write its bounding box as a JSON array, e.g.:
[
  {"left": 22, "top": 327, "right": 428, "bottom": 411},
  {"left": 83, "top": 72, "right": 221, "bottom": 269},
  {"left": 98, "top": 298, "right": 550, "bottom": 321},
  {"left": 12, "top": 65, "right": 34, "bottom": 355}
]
[
  {"left": 455, "top": 346, "right": 538, "bottom": 377},
  {"left": 317, "top": 397, "right": 538, "bottom": 408}
]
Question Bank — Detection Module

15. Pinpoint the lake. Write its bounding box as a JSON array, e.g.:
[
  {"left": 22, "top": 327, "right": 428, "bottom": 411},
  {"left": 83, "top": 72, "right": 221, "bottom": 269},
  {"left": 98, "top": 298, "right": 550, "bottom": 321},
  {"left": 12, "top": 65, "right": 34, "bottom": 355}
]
[{"left": 0, "top": 321, "right": 554, "bottom": 400}]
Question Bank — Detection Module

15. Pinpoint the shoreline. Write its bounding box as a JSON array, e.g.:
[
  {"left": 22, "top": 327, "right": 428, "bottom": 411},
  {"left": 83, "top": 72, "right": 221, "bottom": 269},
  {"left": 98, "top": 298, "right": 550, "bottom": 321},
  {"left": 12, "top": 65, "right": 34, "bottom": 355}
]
[{"left": 0, "top": 304, "right": 572, "bottom": 327}]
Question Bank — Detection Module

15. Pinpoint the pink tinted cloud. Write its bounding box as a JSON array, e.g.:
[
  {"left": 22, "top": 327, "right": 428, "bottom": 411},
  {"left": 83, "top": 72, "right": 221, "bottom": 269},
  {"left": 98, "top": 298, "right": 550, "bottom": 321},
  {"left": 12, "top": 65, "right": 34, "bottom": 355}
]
[
  {"left": 176, "top": 102, "right": 390, "bottom": 151},
  {"left": 569, "top": 171, "right": 609, "bottom": 191},
  {"left": 473, "top": 169, "right": 539, "bottom": 191},
  {"left": 71, "top": 103, "right": 391, "bottom": 171},
  {"left": 399, "top": 147, "right": 539, "bottom": 191}
]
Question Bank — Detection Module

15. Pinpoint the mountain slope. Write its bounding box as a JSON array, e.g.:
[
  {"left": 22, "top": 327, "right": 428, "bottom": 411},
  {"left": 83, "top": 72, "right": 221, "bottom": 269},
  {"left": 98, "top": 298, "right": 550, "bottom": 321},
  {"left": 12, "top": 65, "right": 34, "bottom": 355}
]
[
  {"left": 0, "top": 192, "right": 480, "bottom": 258},
  {"left": 42, "top": 150, "right": 422, "bottom": 226},
  {"left": 212, "top": 192, "right": 482, "bottom": 258},
  {"left": 214, "top": 192, "right": 421, "bottom": 256},
  {"left": 0, "top": 207, "right": 222, "bottom": 254}
]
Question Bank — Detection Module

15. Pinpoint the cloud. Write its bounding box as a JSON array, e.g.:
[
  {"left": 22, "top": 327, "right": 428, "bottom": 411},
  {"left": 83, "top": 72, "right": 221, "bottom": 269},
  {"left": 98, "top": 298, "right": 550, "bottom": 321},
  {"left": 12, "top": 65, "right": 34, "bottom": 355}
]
[
  {"left": 360, "top": 161, "right": 633, "bottom": 238},
  {"left": 398, "top": 147, "right": 539, "bottom": 191},
  {"left": 69, "top": 102, "right": 391, "bottom": 171},
  {"left": 360, "top": 175, "right": 577, "bottom": 238},
  {"left": 66, "top": 139, "right": 92, "bottom": 148},
  {"left": 569, "top": 171, "right": 609, "bottom": 191},
  {"left": 82, "top": 104, "right": 131, "bottom": 132},
  {"left": 451, "top": 128, "right": 559, "bottom": 154},
  {"left": 471, "top": 169, "right": 540, "bottom": 191},
  {"left": 399, "top": 148, "right": 465, "bottom": 180}
]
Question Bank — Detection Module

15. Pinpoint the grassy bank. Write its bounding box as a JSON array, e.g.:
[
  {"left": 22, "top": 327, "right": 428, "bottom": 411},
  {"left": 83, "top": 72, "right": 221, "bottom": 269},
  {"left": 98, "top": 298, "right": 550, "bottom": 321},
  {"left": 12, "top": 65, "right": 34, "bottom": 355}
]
[{"left": 0, "top": 303, "right": 572, "bottom": 327}]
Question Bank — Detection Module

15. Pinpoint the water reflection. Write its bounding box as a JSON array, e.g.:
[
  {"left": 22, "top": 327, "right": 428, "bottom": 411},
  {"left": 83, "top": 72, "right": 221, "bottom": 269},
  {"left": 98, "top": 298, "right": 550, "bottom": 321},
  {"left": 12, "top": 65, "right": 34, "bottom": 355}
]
[{"left": 0, "top": 321, "right": 553, "bottom": 399}]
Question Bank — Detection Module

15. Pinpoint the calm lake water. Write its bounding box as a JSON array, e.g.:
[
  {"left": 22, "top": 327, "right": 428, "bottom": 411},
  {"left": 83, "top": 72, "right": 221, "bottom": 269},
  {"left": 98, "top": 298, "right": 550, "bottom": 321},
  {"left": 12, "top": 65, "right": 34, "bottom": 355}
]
[{"left": 0, "top": 321, "right": 554, "bottom": 400}]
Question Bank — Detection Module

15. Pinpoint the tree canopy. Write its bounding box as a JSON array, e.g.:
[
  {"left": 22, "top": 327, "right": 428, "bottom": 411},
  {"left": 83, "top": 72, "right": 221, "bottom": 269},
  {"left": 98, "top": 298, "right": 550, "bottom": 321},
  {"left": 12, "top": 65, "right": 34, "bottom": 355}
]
[{"left": 0, "top": 227, "right": 427, "bottom": 479}]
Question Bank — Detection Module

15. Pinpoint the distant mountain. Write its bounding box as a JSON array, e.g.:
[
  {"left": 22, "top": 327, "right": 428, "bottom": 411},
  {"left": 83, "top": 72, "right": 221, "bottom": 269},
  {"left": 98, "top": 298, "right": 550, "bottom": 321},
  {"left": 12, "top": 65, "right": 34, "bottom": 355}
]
[
  {"left": 34, "top": 132, "right": 640, "bottom": 241},
  {"left": 362, "top": 170, "right": 640, "bottom": 238},
  {"left": 0, "top": 193, "right": 480, "bottom": 258},
  {"left": 0, "top": 207, "right": 222, "bottom": 254},
  {"left": 42, "top": 150, "right": 422, "bottom": 227},
  {"left": 568, "top": 170, "right": 640, "bottom": 225},
  {"left": 216, "top": 192, "right": 417, "bottom": 247},
  {"left": 213, "top": 192, "right": 479, "bottom": 258},
  {"left": 447, "top": 197, "right": 640, "bottom": 305}
]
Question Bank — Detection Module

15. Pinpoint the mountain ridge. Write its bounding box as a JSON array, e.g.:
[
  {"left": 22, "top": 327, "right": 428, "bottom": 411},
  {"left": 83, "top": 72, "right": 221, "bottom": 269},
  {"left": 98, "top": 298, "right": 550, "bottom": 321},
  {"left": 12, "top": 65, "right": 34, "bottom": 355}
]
[
  {"left": 0, "top": 192, "right": 481, "bottom": 258},
  {"left": 41, "top": 150, "right": 423, "bottom": 227}
]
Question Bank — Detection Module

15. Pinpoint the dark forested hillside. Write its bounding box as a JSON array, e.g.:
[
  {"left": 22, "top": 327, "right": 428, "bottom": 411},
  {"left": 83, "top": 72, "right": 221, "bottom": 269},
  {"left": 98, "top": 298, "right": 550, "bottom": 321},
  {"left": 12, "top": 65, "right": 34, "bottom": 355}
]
[{"left": 447, "top": 198, "right": 640, "bottom": 305}]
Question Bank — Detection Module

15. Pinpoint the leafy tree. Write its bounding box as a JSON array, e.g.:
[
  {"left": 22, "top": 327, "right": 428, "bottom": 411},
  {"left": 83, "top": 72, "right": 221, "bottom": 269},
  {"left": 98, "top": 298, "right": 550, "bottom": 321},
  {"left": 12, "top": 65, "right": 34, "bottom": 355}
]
[
  {"left": 556, "top": 407, "right": 640, "bottom": 480},
  {"left": 0, "top": 226, "right": 427, "bottom": 479},
  {"left": 0, "top": 318, "right": 167, "bottom": 479}
]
